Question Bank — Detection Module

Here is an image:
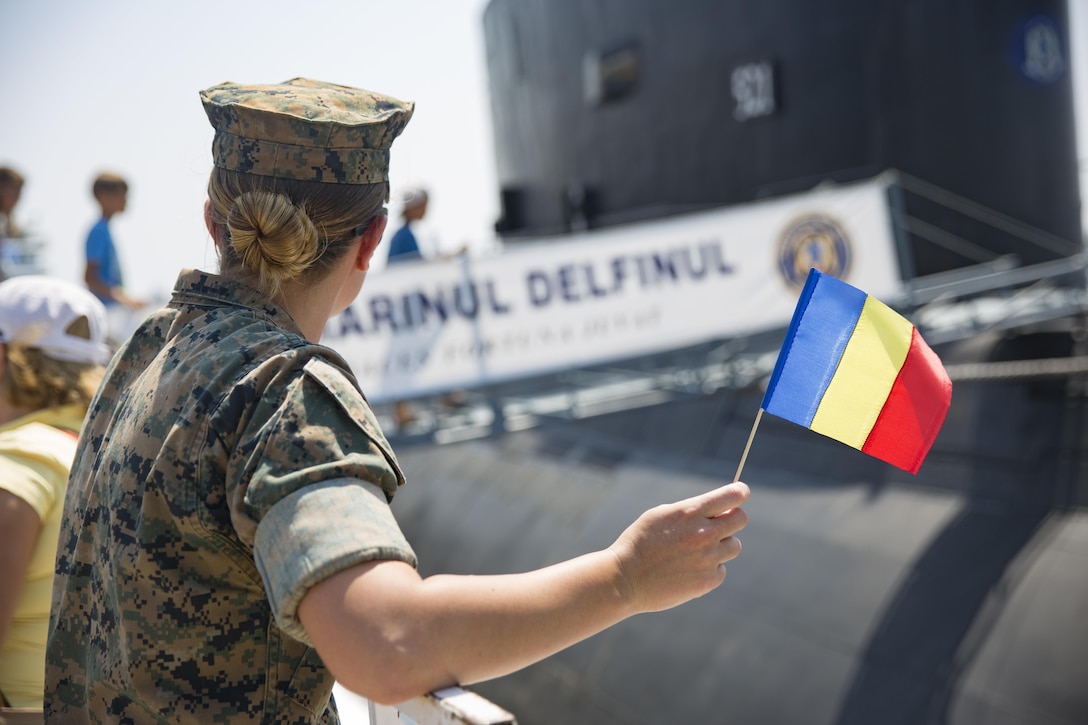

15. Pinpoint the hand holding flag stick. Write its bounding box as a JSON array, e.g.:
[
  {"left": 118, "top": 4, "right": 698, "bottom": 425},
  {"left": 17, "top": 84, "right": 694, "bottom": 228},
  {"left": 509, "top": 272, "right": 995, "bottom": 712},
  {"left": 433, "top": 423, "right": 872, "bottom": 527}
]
[{"left": 734, "top": 268, "right": 952, "bottom": 481}]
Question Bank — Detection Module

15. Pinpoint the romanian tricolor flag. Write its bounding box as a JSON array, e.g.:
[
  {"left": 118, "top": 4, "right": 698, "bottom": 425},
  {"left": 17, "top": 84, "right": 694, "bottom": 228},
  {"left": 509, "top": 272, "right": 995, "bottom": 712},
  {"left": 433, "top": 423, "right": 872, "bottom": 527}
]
[{"left": 761, "top": 269, "right": 952, "bottom": 474}]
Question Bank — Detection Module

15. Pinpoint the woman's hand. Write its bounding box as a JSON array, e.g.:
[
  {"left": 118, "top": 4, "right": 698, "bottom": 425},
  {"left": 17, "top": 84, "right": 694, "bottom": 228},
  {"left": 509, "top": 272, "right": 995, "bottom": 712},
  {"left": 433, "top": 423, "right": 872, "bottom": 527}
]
[{"left": 608, "top": 482, "right": 749, "bottom": 613}]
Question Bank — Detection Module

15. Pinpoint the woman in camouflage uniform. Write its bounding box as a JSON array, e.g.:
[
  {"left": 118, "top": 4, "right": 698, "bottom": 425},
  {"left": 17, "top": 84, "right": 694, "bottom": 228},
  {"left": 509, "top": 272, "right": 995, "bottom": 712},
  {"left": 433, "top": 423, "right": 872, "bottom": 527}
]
[{"left": 45, "top": 78, "right": 749, "bottom": 723}]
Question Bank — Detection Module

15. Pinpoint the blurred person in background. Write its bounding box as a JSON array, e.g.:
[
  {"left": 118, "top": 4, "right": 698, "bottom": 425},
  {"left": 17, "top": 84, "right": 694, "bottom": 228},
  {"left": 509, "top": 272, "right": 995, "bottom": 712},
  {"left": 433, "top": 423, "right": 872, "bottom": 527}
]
[
  {"left": 386, "top": 187, "right": 429, "bottom": 266},
  {"left": 385, "top": 187, "right": 469, "bottom": 427},
  {"left": 0, "top": 168, "right": 26, "bottom": 281},
  {"left": 83, "top": 172, "right": 148, "bottom": 346},
  {"left": 0, "top": 276, "right": 108, "bottom": 717},
  {"left": 0, "top": 168, "right": 24, "bottom": 241}
]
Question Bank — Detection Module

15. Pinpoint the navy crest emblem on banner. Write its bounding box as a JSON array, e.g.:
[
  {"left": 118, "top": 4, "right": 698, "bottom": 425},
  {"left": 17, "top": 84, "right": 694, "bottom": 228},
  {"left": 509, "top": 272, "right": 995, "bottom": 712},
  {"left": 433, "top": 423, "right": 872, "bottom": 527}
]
[{"left": 777, "top": 215, "right": 852, "bottom": 288}]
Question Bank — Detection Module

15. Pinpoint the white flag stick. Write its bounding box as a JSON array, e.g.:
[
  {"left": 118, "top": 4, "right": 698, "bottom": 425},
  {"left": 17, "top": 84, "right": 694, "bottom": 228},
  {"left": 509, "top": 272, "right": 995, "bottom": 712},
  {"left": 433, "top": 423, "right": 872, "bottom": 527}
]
[{"left": 733, "top": 408, "right": 764, "bottom": 482}]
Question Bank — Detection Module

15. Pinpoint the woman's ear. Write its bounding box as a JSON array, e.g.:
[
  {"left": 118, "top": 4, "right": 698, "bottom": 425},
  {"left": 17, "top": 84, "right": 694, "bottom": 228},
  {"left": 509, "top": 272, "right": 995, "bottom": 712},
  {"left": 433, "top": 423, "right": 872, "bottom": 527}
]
[
  {"left": 203, "top": 199, "right": 222, "bottom": 249},
  {"left": 355, "top": 214, "right": 389, "bottom": 271}
]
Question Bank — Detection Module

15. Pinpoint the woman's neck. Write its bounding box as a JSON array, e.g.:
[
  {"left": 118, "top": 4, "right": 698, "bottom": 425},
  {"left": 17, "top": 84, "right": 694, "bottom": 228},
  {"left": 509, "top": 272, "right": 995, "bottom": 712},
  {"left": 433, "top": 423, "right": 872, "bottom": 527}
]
[{"left": 273, "top": 257, "right": 360, "bottom": 342}]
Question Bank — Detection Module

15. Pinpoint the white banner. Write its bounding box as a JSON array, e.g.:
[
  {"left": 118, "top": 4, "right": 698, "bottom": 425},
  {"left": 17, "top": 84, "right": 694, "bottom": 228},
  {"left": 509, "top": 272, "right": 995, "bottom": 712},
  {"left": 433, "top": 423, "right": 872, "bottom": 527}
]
[{"left": 324, "top": 175, "right": 902, "bottom": 402}]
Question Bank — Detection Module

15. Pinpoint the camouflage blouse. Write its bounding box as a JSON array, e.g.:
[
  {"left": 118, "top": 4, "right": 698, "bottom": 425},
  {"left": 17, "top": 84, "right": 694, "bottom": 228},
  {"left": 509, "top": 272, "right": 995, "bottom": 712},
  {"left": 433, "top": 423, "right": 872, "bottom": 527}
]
[{"left": 46, "top": 270, "right": 417, "bottom": 723}]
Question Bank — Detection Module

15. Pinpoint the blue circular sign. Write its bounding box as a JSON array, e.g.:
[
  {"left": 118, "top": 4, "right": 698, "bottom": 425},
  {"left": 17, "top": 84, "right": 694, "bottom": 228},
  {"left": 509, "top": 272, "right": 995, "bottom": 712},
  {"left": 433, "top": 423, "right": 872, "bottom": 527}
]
[
  {"left": 1014, "top": 14, "right": 1065, "bottom": 85},
  {"left": 777, "top": 214, "right": 852, "bottom": 288}
]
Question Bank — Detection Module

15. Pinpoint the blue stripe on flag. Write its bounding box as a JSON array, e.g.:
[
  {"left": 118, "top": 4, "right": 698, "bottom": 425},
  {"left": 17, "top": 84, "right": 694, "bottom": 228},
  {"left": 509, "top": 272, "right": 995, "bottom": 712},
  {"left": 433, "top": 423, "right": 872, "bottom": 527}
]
[{"left": 761, "top": 270, "right": 867, "bottom": 426}]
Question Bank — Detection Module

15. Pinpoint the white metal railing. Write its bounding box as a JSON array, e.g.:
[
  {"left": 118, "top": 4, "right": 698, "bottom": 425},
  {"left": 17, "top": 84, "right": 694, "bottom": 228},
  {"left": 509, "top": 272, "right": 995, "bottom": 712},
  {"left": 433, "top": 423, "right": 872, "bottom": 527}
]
[
  {"left": 375, "top": 687, "right": 517, "bottom": 725},
  {"left": 335, "top": 683, "right": 516, "bottom": 725}
]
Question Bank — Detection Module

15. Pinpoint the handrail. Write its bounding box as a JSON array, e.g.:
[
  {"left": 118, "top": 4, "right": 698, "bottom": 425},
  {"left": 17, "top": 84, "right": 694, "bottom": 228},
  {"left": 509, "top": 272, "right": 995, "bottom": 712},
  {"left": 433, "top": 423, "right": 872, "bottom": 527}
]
[
  {"left": 906, "top": 254, "right": 1086, "bottom": 306},
  {"left": 900, "top": 214, "right": 1002, "bottom": 264},
  {"left": 888, "top": 170, "right": 1082, "bottom": 258},
  {"left": 370, "top": 687, "right": 518, "bottom": 725}
]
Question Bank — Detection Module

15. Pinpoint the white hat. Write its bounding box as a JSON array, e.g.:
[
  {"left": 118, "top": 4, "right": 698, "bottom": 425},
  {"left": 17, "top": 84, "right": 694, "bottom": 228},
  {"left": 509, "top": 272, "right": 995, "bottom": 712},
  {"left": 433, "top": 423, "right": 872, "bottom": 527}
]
[
  {"left": 400, "top": 188, "right": 428, "bottom": 209},
  {"left": 0, "top": 276, "right": 110, "bottom": 365}
]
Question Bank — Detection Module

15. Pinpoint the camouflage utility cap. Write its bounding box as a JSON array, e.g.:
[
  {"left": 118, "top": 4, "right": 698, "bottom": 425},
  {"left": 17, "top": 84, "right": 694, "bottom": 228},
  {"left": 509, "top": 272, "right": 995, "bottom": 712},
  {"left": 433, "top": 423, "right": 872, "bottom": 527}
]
[{"left": 201, "top": 77, "right": 415, "bottom": 184}]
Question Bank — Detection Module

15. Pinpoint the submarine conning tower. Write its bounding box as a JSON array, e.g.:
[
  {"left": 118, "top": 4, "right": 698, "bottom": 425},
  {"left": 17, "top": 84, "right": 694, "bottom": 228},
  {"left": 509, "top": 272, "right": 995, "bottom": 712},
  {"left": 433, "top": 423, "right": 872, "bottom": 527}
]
[{"left": 482, "top": 0, "right": 1081, "bottom": 279}]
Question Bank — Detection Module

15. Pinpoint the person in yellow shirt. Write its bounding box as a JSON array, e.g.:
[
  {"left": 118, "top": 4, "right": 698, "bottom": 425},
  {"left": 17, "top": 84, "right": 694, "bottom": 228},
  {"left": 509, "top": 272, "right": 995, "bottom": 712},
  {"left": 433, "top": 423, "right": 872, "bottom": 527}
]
[{"left": 0, "top": 276, "right": 108, "bottom": 712}]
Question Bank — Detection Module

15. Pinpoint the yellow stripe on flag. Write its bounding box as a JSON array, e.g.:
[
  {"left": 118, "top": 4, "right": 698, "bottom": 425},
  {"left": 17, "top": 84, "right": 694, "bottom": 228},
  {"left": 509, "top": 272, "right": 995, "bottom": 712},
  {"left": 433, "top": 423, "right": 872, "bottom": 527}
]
[{"left": 810, "top": 296, "right": 913, "bottom": 448}]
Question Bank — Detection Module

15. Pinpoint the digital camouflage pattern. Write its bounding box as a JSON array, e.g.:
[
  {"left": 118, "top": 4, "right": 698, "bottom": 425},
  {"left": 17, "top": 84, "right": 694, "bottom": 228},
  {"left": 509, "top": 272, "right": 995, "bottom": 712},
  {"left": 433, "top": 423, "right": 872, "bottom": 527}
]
[
  {"left": 46, "top": 270, "right": 417, "bottom": 723},
  {"left": 201, "top": 78, "right": 415, "bottom": 185}
]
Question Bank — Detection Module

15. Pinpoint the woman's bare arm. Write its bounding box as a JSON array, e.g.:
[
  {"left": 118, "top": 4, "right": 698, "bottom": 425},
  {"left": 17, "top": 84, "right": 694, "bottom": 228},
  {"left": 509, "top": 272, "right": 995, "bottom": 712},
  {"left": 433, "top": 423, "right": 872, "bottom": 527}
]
[{"left": 298, "top": 481, "right": 749, "bottom": 704}]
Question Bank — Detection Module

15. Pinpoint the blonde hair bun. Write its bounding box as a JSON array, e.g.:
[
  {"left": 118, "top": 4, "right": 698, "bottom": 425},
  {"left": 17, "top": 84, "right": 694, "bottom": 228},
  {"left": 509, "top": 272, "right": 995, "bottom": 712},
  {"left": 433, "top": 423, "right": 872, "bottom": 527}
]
[{"left": 227, "top": 190, "right": 320, "bottom": 292}]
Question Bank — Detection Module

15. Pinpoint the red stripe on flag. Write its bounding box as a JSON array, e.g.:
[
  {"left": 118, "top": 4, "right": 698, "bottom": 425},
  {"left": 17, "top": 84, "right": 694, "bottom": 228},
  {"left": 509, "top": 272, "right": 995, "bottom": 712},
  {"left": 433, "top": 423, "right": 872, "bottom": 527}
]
[{"left": 861, "top": 328, "right": 953, "bottom": 473}]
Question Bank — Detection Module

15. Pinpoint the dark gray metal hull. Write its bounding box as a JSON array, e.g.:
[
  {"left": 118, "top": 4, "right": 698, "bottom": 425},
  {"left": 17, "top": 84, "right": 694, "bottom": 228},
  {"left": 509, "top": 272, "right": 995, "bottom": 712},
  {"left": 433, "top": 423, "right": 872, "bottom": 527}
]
[{"left": 390, "top": 331, "right": 1088, "bottom": 724}]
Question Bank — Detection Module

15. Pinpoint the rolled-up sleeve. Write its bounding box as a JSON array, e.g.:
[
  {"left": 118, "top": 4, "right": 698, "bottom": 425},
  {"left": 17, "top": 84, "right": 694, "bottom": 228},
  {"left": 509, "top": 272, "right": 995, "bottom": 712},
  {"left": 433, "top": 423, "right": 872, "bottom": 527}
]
[
  {"left": 221, "top": 355, "right": 418, "bottom": 643},
  {"left": 255, "top": 478, "right": 417, "bottom": 644}
]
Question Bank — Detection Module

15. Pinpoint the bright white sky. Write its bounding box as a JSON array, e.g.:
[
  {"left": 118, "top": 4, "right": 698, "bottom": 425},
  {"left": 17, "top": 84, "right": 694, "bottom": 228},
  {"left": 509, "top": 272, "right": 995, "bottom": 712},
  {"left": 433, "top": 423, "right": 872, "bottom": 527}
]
[{"left": 2, "top": 0, "right": 1087, "bottom": 301}]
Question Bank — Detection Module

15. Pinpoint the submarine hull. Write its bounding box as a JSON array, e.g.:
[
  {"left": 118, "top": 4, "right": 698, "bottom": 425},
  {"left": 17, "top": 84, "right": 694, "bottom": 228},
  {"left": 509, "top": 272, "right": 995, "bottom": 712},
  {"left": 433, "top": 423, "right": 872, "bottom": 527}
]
[{"left": 390, "top": 332, "right": 1088, "bottom": 724}]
